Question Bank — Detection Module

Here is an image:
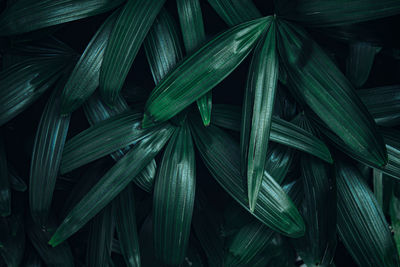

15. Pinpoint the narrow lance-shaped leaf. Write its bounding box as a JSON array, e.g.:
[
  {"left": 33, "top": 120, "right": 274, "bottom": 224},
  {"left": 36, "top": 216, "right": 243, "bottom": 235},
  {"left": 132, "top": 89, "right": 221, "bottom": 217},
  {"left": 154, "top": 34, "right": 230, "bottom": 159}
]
[
  {"left": 390, "top": 184, "right": 400, "bottom": 255},
  {"left": 177, "top": 0, "right": 212, "bottom": 126},
  {"left": 30, "top": 78, "right": 71, "bottom": 227},
  {"left": 346, "top": 42, "right": 380, "bottom": 88},
  {"left": 60, "top": 11, "right": 118, "bottom": 114},
  {"left": 153, "top": 123, "right": 196, "bottom": 265},
  {"left": 142, "top": 17, "right": 271, "bottom": 128},
  {"left": 116, "top": 184, "right": 141, "bottom": 267},
  {"left": 0, "top": 0, "right": 124, "bottom": 36},
  {"left": 0, "top": 213, "right": 25, "bottom": 267},
  {"left": 336, "top": 161, "right": 400, "bottom": 267},
  {"left": 49, "top": 125, "right": 175, "bottom": 246},
  {"left": 277, "top": 19, "right": 387, "bottom": 167},
  {"left": 86, "top": 203, "right": 115, "bottom": 267},
  {"left": 357, "top": 85, "right": 400, "bottom": 127},
  {"left": 190, "top": 119, "right": 305, "bottom": 237},
  {"left": 84, "top": 93, "right": 157, "bottom": 192},
  {"left": 100, "top": 0, "right": 166, "bottom": 105},
  {"left": 211, "top": 105, "right": 332, "bottom": 163},
  {"left": 207, "top": 0, "right": 261, "bottom": 26},
  {"left": 0, "top": 135, "right": 10, "bottom": 216},
  {"left": 240, "top": 18, "right": 278, "bottom": 211},
  {"left": 0, "top": 57, "right": 71, "bottom": 126},
  {"left": 275, "top": 0, "right": 400, "bottom": 27}
]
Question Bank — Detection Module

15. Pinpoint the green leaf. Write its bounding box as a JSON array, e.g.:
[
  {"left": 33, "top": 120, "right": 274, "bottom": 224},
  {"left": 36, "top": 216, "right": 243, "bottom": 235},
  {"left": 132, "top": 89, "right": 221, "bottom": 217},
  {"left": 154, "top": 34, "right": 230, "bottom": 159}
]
[
  {"left": 207, "top": 0, "right": 261, "bottom": 26},
  {"left": 60, "top": 110, "right": 164, "bottom": 174},
  {"left": 30, "top": 79, "right": 71, "bottom": 227},
  {"left": 263, "top": 143, "right": 294, "bottom": 185},
  {"left": 84, "top": 93, "right": 156, "bottom": 192},
  {"left": 390, "top": 186, "right": 400, "bottom": 255},
  {"left": 99, "top": 0, "right": 166, "bottom": 105},
  {"left": 50, "top": 125, "right": 175, "bottom": 246},
  {"left": 0, "top": 213, "right": 25, "bottom": 267},
  {"left": 153, "top": 123, "right": 195, "bottom": 265},
  {"left": 336, "top": 161, "right": 400, "bottom": 267},
  {"left": 8, "top": 165, "right": 27, "bottom": 192},
  {"left": 86, "top": 203, "right": 115, "bottom": 267},
  {"left": 142, "top": 17, "right": 271, "bottom": 128},
  {"left": 275, "top": 0, "right": 400, "bottom": 27},
  {"left": 190, "top": 120, "right": 305, "bottom": 237},
  {"left": 177, "top": 0, "right": 212, "bottom": 126},
  {"left": 28, "top": 218, "right": 74, "bottom": 267},
  {"left": 116, "top": 184, "right": 141, "bottom": 267},
  {"left": 357, "top": 85, "right": 400, "bottom": 127},
  {"left": 0, "top": 0, "right": 124, "bottom": 36},
  {"left": 0, "top": 136, "right": 10, "bottom": 217},
  {"left": 0, "top": 57, "right": 71, "bottom": 126},
  {"left": 346, "top": 42, "right": 380, "bottom": 88},
  {"left": 277, "top": 19, "right": 387, "bottom": 167},
  {"left": 60, "top": 11, "right": 118, "bottom": 114},
  {"left": 211, "top": 105, "right": 332, "bottom": 163},
  {"left": 240, "top": 18, "right": 278, "bottom": 210}
]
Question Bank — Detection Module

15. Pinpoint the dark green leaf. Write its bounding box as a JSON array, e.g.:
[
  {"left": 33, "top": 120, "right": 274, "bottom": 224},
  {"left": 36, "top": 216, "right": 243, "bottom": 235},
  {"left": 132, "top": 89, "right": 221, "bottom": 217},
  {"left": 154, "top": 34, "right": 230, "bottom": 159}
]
[
  {"left": 277, "top": 19, "right": 387, "bottom": 166},
  {"left": 0, "top": 0, "right": 124, "bottom": 35},
  {"left": 116, "top": 184, "right": 141, "bottom": 267},
  {"left": 99, "top": 0, "right": 166, "bottom": 105},
  {"left": 190, "top": 120, "right": 305, "bottom": 237},
  {"left": 263, "top": 143, "right": 294, "bottom": 185},
  {"left": 276, "top": 0, "right": 400, "bottom": 27},
  {"left": 0, "top": 136, "right": 10, "bottom": 217},
  {"left": 0, "top": 213, "right": 25, "bottom": 267},
  {"left": 86, "top": 203, "right": 115, "bottom": 267},
  {"left": 177, "top": 0, "right": 212, "bottom": 126},
  {"left": 153, "top": 123, "right": 195, "bottom": 265},
  {"left": 240, "top": 19, "right": 278, "bottom": 210},
  {"left": 30, "top": 79, "right": 71, "bottom": 227},
  {"left": 211, "top": 104, "right": 241, "bottom": 131},
  {"left": 142, "top": 17, "right": 271, "bottom": 128},
  {"left": 8, "top": 165, "right": 27, "bottom": 192},
  {"left": 336, "top": 161, "right": 400, "bottom": 267},
  {"left": 357, "top": 85, "right": 400, "bottom": 127},
  {"left": 390, "top": 187, "right": 400, "bottom": 255},
  {"left": 60, "top": 11, "right": 118, "bottom": 114},
  {"left": 50, "top": 125, "right": 175, "bottom": 246},
  {"left": 207, "top": 0, "right": 261, "bottom": 26}
]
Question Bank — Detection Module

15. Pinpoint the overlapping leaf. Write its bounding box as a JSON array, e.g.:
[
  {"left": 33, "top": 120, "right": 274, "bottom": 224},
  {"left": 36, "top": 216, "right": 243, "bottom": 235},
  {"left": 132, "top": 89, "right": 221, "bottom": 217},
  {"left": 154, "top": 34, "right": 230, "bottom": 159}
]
[
  {"left": 142, "top": 17, "right": 270, "bottom": 128},
  {"left": 153, "top": 123, "right": 196, "bottom": 265},
  {"left": 190, "top": 120, "right": 305, "bottom": 237},
  {"left": 0, "top": 213, "right": 25, "bottom": 266},
  {"left": 0, "top": 136, "right": 10, "bottom": 217},
  {"left": 50, "top": 125, "right": 175, "bottom": 246},
  {"left": 30, "top": 79, "right": 70, "bottom": 227},
  {"left": 207, "top": 0, "right": 261, "bottom": 26},
  {"left": 240, "top": 18, "right": 278, "bottom": 210},
  {"left": 336, "top": 161, "right": 399, "bottom": 267},
  {"left": 277, "top": 19, "right": 387, "bottom": 167},
  {"left": 100, "top": 0, "right": 166, "bottom": 105},
  {"left": 60, "top": 11, "right": 118, "bottom": 114}
]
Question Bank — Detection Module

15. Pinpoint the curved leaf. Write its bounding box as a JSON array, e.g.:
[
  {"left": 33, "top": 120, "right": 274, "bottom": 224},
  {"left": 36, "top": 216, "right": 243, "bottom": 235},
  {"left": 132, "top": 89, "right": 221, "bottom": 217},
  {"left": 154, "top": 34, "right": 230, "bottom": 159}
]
[
  {"left": 99, "top": 0, "right": 166, "bottom": 105},
  {"left": 190, "top": 120, "right": 305, "bottom": 237},
  {"left": 207, "top": 0, "right": 261, "bottom": 26},
  {"left": 142, "top": 17, "right": 271, "bottom": 128},
  {"left": 30, "top": 79, "right": 71, "bottom": 227},
  {"left": 153, "top": 123, "right": 195, "bottom": 265},
  {"left": 50, "top": 125, "right": 175, "bottom": 246},
  {"left": 0, "top": 136, "right": 10, "bottom": 217},
  {"left": 240, "top": 18, "right": 278, "bottom": 210},
  {"left": 0, "top": 0, "right": 124, "bottom": 36},
  {"left": 336, "top": 161, "right": 400, "bottom": 267},
  {"left": 277, "top": 19, "right": 387, "bottom": 166},
  {"left": 60, "top": 11, "right": 118, "bottom": 114}
]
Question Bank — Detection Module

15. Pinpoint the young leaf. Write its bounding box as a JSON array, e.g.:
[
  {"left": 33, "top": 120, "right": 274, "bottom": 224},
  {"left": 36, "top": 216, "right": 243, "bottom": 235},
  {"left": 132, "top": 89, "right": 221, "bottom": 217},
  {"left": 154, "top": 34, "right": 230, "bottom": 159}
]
[
  {"left": 207, "top": 0, "right": 261, "bottom": 26},
  {"left": 336, "top": 161, "right": 400, "bottom": 267},
  {"left": 277, "top": 19, "right": 387, "bottom": 167},
  {"left": 0, "top": 136, "right": 10, "bottom": 217},
  {"left": 116, "top": 184, "right": 141, "bottom": 267},
  {"left": 190, "top": 120, "right": 305, "bottom": 237},
  {"left": 153, "top": 123, "right": 196, "bottom": 265},
  {"left": 30, "top": 79, "right": 71, "bottom": 227},
  {"left": 99, "top": 0, "right": 166, "bottom": 105},
  {"left": 50, "top": 125, "right": 175, "bottom": 246},
  {"left": 0, "top": 0, "right": 123, "bottom": 35},
  {"left": 60, "top": 11, "right": 118, "bottom": 114},
  {"left": 275, "top": 0, "right": 400, "bottom": 27},
  {"left": 142, "top": 17, "right": 271, "bottom": 128},
  {"left": 177, "top": 0, "right": 212, "bottom": 125},
  {"left": 240, "top": 18, "right": 278, "bottom": 211}
]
